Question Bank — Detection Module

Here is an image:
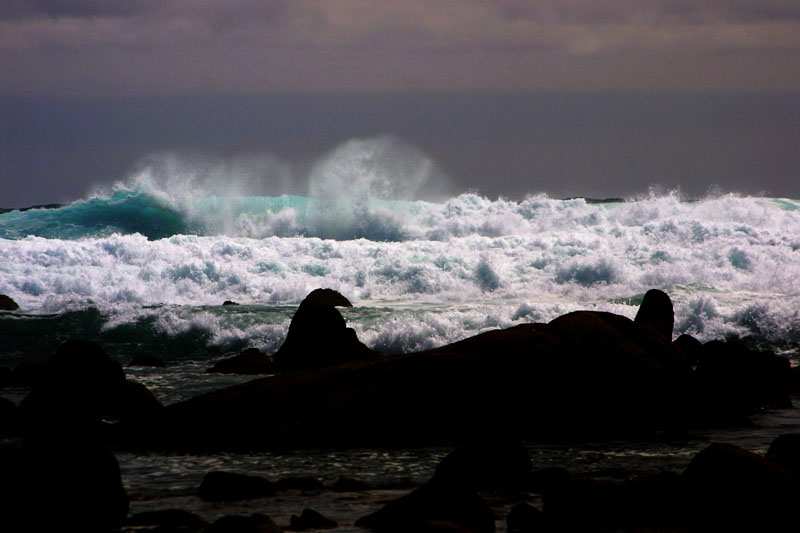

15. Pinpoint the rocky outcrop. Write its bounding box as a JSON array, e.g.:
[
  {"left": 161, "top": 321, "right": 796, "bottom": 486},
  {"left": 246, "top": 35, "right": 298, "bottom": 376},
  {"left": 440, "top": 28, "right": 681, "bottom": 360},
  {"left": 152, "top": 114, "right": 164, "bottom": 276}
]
[
  {"left": 271, "top": 288, "right": 381, "bottom": 373},
  {"left": 288, "top": 508, "right": 338, "bottom": 530},
  {"left": 0, "top": 293, "right": 19, "bottom": 311}
]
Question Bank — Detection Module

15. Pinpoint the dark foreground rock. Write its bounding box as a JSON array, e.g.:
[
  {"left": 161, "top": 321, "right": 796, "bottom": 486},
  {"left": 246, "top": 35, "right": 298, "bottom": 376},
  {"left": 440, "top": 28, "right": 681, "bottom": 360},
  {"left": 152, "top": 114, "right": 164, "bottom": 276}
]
[
  {"left": 356, "top": 479, "right": 496, "bottom": 533},
  {"left": 0, "top": 438, "right": 129, "bottom": 530},
  {"left": 271, "top": 288, "right": 381, "bottom": 373},
  {"left": 127, "top": 509, "right": 209, "bottom": 529},
  {"left": 20, "top": 340, "right": 163, "bottom": 429},
  {"left": 121, "top": 309, "right": 697, "bottom": 450},
  {"left": 207, "top": 348, "right": 274, "bottom": 375},
  {"left": 0, "top": 293, "right": 19, "bottom": 311}
]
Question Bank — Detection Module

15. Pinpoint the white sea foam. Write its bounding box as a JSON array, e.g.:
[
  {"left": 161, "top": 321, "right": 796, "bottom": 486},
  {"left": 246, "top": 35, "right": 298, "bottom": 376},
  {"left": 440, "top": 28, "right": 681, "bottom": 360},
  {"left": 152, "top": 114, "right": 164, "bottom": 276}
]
[{"left": 2, "top": 191, "right": 800, "bottom": 352}]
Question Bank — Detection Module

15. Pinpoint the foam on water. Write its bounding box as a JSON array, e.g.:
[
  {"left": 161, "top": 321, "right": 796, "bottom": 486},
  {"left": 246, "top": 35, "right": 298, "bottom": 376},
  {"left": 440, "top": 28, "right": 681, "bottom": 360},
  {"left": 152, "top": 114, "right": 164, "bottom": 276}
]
[{"left": 2, "top": 189, "right": 800, "bottom": 359}]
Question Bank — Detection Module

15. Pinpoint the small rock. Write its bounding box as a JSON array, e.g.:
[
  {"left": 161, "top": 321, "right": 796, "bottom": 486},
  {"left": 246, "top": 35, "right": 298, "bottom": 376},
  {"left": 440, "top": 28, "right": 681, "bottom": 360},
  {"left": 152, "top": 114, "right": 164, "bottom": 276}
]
[
  {"left": 432, "top": 438, "right": 533, "bottom": 490},
  {"left": 207, "top": 348, "right": 274, "bottom": 375},
  {"left": 223, "top": 300, "right": 240, "bottom": 306},
  {"left": 288, "top": 508, "right": 338, "bottom": 530}
]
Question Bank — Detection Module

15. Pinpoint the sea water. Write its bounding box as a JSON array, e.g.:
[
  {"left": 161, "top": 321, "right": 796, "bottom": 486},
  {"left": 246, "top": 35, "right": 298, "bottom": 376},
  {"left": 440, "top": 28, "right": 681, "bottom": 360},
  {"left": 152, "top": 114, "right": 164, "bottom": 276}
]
[{"left": 2, "top": 144, "right": 800, "bottom": 529}]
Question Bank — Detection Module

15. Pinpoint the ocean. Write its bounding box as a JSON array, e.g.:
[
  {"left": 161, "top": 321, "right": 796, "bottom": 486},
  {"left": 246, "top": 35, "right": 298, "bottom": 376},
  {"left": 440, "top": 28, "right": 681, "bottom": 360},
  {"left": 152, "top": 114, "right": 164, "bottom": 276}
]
[{"left": 2, "top": 170, "right": 800, "bottom": 529}]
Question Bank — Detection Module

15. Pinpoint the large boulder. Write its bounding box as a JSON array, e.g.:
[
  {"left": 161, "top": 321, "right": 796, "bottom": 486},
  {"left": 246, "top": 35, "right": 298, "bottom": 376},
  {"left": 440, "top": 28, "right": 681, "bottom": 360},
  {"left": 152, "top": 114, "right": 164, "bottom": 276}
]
[
  {"left": 129, "top": 310, "right": 695, "bottom": 450},
  {"left": 681, "top": 443, "right": 793, "bottom": 528},
  {"left": 0, "top": 438, "right": 129, "bottom": 530},
  {"left": 271, "top": 289, "right": 381, "bottom": 373},
  {"left": 20, "top": 340, "right": 163, "bottom": 426},
  {"left": 0, "top": 293, "right": 19, "bottom": 311},
  {"left": 766, "top": 433, "right": 800, "bottom": 479},
  {"left": 694, "top": 339, "right": 792, "bottom": 417}
]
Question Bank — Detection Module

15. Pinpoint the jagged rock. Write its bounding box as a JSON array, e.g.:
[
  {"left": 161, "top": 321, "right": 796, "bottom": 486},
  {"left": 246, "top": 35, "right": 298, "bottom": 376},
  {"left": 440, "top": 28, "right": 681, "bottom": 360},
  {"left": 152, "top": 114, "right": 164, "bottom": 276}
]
[
  {"left": 0, "top": 438, "right": 129, "bottom": 530},
  {"left": 207, "top": 348, "right": 274, "bottom": 375},
  {"left": 271, "top": 289, "right": 380, "bottom": 373},
  {"left": 0, "top": 294, "right": 19, "bottom": 311},
  {"left": 288, "top": 508, "right": 338, "bottom": 530},
  {"left": 199, "top": 471, "right": 275, "bottom": 501},
  {"left": 204, "top": 513, "right": 283, "bottom": 533},
  {"left": 130, "top": 354, "right": 167, "bottom": 368},
  {"left": 223, "top": 300, "right": 240, "bottom": 306},
  {"left": 634, "top": 288, "right": 674, "bottom": 340}
]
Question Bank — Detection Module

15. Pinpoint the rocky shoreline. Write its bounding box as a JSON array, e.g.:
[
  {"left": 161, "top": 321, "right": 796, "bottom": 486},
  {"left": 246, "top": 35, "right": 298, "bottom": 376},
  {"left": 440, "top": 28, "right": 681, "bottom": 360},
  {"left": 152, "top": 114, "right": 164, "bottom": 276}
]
[{"left": 1, "top": 288, "right": 799, "bottom": 531}]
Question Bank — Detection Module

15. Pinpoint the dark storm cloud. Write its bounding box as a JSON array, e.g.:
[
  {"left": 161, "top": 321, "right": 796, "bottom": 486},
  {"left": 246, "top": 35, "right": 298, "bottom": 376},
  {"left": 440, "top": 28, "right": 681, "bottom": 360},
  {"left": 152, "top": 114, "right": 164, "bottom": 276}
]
[{"left": 1, "top": 1, "right": 799, "bottom": 93}]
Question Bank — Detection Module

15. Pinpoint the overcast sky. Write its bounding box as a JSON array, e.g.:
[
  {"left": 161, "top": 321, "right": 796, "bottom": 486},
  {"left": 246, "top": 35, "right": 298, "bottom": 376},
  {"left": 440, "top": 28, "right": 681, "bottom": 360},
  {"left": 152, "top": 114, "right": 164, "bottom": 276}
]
[{"left": 2, "top": 1, "right": 800, "bottom": 206}]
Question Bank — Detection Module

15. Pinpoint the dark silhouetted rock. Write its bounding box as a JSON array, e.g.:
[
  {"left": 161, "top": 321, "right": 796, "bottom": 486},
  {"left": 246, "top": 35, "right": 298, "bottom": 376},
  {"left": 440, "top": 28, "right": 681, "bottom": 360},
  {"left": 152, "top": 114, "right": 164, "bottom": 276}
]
[
  {"left": 682, "top": 442, "right": 792, "bottom": 528},
  {"left": 766, "top": 433, "right": 800, "bottom": 478},
  {"left": 0, "top": 438, "right": 129, "bottom": 530},
  {"left": 302, "top": 288, "right": 352, "bottom": 308},
  {"left": 333, "top": 476, "right": 371, "bottom": 491},
  {"left": 130, "top": 354, "right": 167, "bottom": 368},
  {"left": 288, "top": 508, "right": 338, "bottom": 530},
  {"left": 127, "top": 508, "right": 209, "bottom": 529},
  {"left": 20, "top": 340, "right": 162, "bottom": 424},
  {"left": 506, "top": 503, "right": 543, "bottom": 533},
  {"left": 12, "top": 361, "right": 44, "bottom": 386},
  {"left": 673, "top": 333, "right": 704, "bottom": 366},
  {"left": 207, "top": 348, "right": 274, "bottom": 375},
  {"left": 274, "top": 475, "right": 324, "bottom": 492},
  {"left": 199, "top": 471, "right": 275, "bottom": 501},
  {"left": 130, "top": 309, "right": 696, "bottom": 451},
  {"left": 0, "top": 397, "right": 30, "bottom": 437},
  {"left": 0, "top": 294, "right": 19, "bottom": 311},
  {"left": 543, "top": 477, "right": 627, "bottom": 531},
  {"left": 204, "top": 513, "right": 283, "bottom": 533},
  {"left": 432, "top": 439, "right": 532, "bottom": 491},
  {"left": 355, "top": 480, "right": 496, "bottom": 533},
  {"left": 271, "top": 289, "right": 380, "bottom": 373},
  {"left": 634, "top": 288, "right": 674, "bottom": 340},
  {"left": 0, "top": 366, "right": 11, "bottom": 387},
  {"left": 695, "top": 339, "right": 792, "bottom": 417},
  {"left": 223, "top": 300, "right": 240, "bottom": 306}
]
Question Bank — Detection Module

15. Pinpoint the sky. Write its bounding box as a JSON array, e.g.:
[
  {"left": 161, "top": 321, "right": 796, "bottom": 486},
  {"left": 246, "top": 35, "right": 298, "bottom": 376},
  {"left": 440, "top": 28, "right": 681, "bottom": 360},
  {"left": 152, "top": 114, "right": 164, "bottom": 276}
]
[{"left": 2, "top": 1, "right": 800, "bottom": 207}]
